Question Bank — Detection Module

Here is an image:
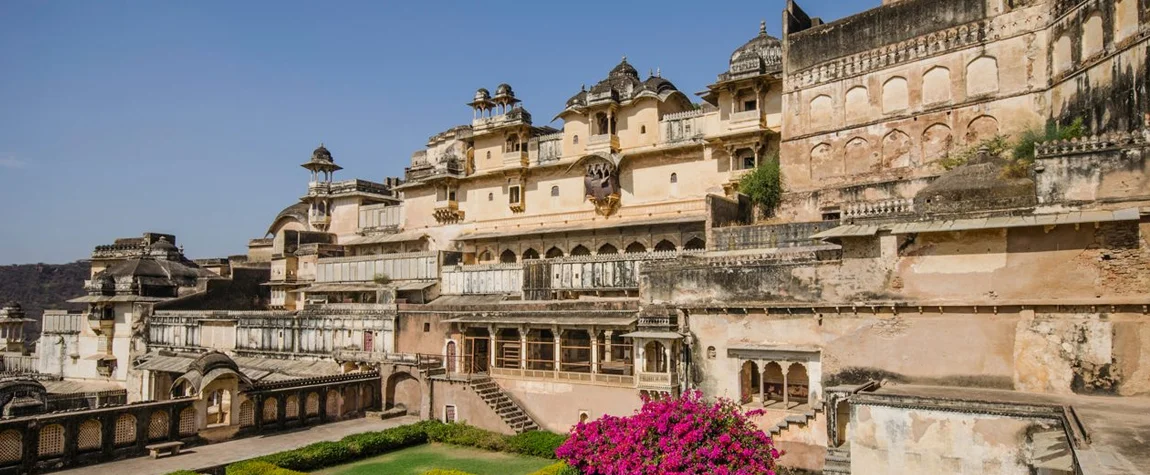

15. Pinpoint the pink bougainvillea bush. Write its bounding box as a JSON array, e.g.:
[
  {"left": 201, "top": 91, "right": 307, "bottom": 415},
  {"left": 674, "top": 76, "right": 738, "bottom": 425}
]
[{"left": 556, "top": 391, "right": 782, "bottom": 475}]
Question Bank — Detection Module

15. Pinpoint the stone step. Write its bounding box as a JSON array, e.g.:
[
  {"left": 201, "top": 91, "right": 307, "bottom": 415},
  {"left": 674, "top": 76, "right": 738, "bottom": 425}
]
[{"left": 826, "top": 453, "right": 851, "bottom": 463}]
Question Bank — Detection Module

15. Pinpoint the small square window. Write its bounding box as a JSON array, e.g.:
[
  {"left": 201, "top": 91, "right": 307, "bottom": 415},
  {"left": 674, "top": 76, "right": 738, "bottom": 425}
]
[
  {"left": 423, "top": 322, "right": 431, "bottom": 332},
  {"left": 508, "top": 186, "right": 522, "bottom": 205},
  {"left": 445, "top": 405, "right": 457, "bottom": 423}
]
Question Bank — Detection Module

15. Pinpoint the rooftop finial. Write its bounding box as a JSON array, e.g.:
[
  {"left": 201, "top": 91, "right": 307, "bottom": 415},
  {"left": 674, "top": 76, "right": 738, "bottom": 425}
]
[
  {"left": 581, "top": 83, "right": 586, "bottom": 91},
  {"left": 622, "top": 54, "right": 627, "bottom": 62},
  {"left": 656, "top": 67, "right": 661, "bottom": 77},
  {"left": 760, "top": 20, "right": 766, "bottom": 35},
  {"left": 649, "top": 68, "right": 653, "bottom": 77}
]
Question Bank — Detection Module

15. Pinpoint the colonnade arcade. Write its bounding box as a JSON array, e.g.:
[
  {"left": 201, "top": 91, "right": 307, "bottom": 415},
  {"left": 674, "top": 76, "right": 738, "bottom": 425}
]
[
  {"left": 729, "top": 346, "right": 820, "bottom": 410},
  {"left": 450, "top": 325, "right": 641, "bottom": 385}
]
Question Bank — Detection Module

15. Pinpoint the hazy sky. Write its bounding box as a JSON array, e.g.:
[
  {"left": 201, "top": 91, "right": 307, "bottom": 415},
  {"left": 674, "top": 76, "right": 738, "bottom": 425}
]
[{"left": 0, "top": 0, "right": 876, "bottom": 265}]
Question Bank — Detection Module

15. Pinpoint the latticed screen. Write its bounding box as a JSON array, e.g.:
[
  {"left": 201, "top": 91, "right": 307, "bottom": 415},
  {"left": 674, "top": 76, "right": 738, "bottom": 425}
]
[
  {"left": 0, "top": 430, "right": 22, "bottom": 464},
  {"left": 77, "top": 420, "right": 102, "bottom": 451},
  {"left": 148, "top": 410, "right": 169, "bottom": 440},
  {"left": 306, "top": 393, "right": 319, "bottom": 416},
  {"left": 239, "top": 401, "right": 254, "bottom": 427},
  {"left": 37, "top": 424, "right": 64, "bottom": 457},
  {"left": 114, "top": 414, "right": 136, "bottom": 446},
  {"left": 263, "top": 398, "right": 278, "bottom": 422},
  {"left": 178, "top": 407, "right": 196, "bottom": 435},
  {"left": 326, "top": 390, "right": 339, "bottom": 416},
  {"left": 285, "top": 395, "right": 299, "bottom": 419}
]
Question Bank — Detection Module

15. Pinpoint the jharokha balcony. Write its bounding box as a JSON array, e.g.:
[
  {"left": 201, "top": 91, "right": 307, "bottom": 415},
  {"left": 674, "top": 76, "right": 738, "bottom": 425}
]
[{"left": 586, "top": 134, "right": 620, "bottom": 154}]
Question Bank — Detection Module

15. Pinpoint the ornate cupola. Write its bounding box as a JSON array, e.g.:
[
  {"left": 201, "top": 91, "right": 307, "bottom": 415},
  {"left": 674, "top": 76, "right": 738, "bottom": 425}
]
[
  {"left": 468, "top": 88, "right": 494, "bottom": 119},
  {"left": 491, "top": 83, "right": 521, "bottom": 114},
  {"left": 301, "top": 143, "right": 342, "bottom": 231}
]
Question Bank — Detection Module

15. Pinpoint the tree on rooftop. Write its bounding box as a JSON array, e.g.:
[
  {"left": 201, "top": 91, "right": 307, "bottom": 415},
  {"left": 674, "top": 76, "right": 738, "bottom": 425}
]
[
  {"left": 738, "top": 155, "right": 783, "bottom": 219},
  {"left": 557, "top": 391, "right": 782, "bottom": 475}
]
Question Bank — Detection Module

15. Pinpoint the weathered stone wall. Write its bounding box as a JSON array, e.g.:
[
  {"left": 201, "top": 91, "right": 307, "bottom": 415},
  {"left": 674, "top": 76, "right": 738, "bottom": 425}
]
[
  {"left": 428, "top": 379, "right": 514, "bottom": 435},
  {"left": 1034, "top": 130, "right": 1150, "bottom": 205},
  {"left": 494, "top": 377, "right": 643, "bottom": 434},
  {"left": 710, "top": 221, "right": 837, "bottom": 252},
  {"left": 849, "top": 403, "right": 1050, "bottom": 474}
]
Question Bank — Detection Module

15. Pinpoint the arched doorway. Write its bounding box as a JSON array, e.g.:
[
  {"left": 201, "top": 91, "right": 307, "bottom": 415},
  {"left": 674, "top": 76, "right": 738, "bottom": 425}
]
[
  {"left": 787, "top": 363, "right": 810, "bottom": 408},
  {"left": 386, "top": 370, "right": 423, "bottom": 414},
  {"left": 684, "top": 237, "right": 705, "bottom": 250},
  {"left": 445, "top": 341, "right": 458, "bottom": 373},
  {"left": 740, "top": 361, "right": 760, "bottom": 404},
  {"left": 625, "top": 242, "right": 647, "bottom": 254},
  {"left": 207, "top": 389, "right": 231, "bottom": 426},
  {"left": 546, "top": 247, "right": 564, "bottom": 259},
  {"left": 654, "top": 240, "right": 677, "bottom": 252},
  {"left": 500, "top": 250, "right": 517, "bottom": 263},
  {"left": 597, "top": 243, "right": 618, "bottom": 255},
  {"left": 570, "top": 245, "right": 591, "bottom": 256},
  {"left": 764, "top": 362, "right": 785, "bottom": 405},
  {"left": 523, "top": 248, "right": 540, "bottom": 260},
  {"left": 644, "top": 341, "right": 667, "bottom": 373}
]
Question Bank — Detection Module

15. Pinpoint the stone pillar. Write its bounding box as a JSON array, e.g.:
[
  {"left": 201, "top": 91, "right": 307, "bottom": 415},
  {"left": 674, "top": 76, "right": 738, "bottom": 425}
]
[
  {"left": 519, "top": 327, "right": 528, "bottom": 370},
  {"left": 604, "top": 330, "right": 614, "bottom": 363},
  {"left": 487, "top": 325, "right": 497, "bottom": 371},
  {"left": 636, "top": 339, "right": 646, "bottom": 374},
  {"left": 553, "top": 328, "right": 562, "bottom": 374},
  {"left": 663, "top": 343, "right": 671, "bottom": 373},
  {"left": 782, "top": 362, "right": 790, "bottom": 408},
  {"left": 760, "top": 362, "right": 768, "bottom": 406},
  {"left": 590, "top": 328, "right": 599, "bottom": 374}
]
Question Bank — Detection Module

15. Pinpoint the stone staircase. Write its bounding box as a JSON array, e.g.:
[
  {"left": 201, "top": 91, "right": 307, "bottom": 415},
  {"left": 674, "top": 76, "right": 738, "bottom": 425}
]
[
  {"left": 823, "top": 443, "right": 852, "bottom": 474},
  {"left": 768, "top": 408, "right": 819, "bottom": 436},
  {"left": 470, "top": 376, "right": 539, "bottom": 433}
]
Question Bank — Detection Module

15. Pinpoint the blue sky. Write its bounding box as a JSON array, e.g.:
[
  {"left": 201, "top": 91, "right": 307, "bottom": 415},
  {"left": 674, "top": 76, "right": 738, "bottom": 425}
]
[{"left": 0, "top": 0, "right": 875, "bottom": 265}]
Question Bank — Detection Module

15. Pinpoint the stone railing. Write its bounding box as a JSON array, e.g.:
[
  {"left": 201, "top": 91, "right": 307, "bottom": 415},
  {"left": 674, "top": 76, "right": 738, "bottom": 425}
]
[
  {"left": 490, "top": 367, "right": 635, "bottom": 387},
  {"left": 842, "top": 198, "right": 915, "bottom": 220},
  {"left": 660, "top": 109, "right": 709, "bottom": 144},
  {"left": 502, "top": 150, "right": 528, "bottom": 168},
  {"left": 789, "top": 19, "right": 992, "bottom": 90},
  {"left": 638, "top": 372, "right": 674, "bottom": 386},
  {"left": 472, "top": 110, "right": 532, "bottom": 131},
  {"left": 0, "top": 354, "right": 39, "bottom": 374},
  {"left": 1034, "top": 130, "right": 1149, "bottom": 158},
  {"left": 42, "top": 311, "right": 83, "bottom": 334},
  {"left": 471, "top": 199, "right": 706, "bottom": 234},
  {"left": 531, "top": 133, "right": 564, "bottom": 165},
  {"left": 638, "top": 315, "right": 677, "bottom": 328},
  {"left": 542, "top": 251, "right": 701, "bottom": 292},
  {"left": 442, "top": 263, "right": 523, "bottom": 295},
  {"left": 587, "top": 134, "right": 619, "bottom": 153},
  {"left": 730, "top": 110, "right": 761, "bottom": 123},
  {"left": 316, "top": 251, "right": 439, "bottom": 282},
  {"left": 711, "top": 220, "right": 838, "bottom": 252}
]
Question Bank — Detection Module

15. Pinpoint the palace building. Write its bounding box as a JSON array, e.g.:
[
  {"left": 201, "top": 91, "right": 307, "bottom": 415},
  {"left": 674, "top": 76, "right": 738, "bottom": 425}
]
[{"left": 3, "top": 0, "right": 1149, "bottom": 474}]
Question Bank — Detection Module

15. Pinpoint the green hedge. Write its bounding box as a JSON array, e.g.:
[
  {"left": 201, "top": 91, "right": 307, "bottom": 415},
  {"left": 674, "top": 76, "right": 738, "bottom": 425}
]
[
  {"left": 422, "top": 471, "right": 477, "bottom": 475},
  {"left": 226, "top": 420, "right": 566, "bottom": 474},
  {"left": 527, "top": 462, "right": 579, "bottom": 475},
  {"left": 225, "top": 461, "right": 306, "bottom": 475}
]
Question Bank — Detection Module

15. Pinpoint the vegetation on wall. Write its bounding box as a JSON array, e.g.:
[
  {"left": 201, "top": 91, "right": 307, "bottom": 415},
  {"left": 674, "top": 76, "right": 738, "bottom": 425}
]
[
  {"left": 738, "top": 155, "right": 783, "bottom": 218},
  {"left": 373, "top": 273, "right": 392, "bottom": 285},
  {"left": 941, "top": 118, "right": 1086, "bottom": 178}
]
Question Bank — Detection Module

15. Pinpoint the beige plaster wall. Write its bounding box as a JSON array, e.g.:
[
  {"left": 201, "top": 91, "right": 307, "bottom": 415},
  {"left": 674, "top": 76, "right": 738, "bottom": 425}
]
[
  {"left": 495, "top": 377, "right": 643, "bottom": 434},
  {"left": 850, "top": 404, "right": 1044, "bottom": 474},
  {"left": 431, "top": 379, "right": 514, "bottom": 435}
]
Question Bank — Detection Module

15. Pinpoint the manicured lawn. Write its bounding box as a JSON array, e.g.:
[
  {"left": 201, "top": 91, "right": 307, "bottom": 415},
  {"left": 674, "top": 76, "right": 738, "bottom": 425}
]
[{"left": 313, "top": 443, "right": 554, "bottom": 475}]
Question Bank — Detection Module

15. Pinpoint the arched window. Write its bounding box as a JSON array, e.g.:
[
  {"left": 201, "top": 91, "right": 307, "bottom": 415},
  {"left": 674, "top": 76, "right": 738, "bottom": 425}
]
[
  {"left": 486, "top": 151, "right": 491, "bottom": 159},
  {"left": 706, "top": 346, "right": 716, "bottom": 359},
  {"left": 500, "top": 250, "right": 517, "bottom": 263},
  {"left": 570, "top": 245, "right": 591, "bottom": 256},
  {"left": 573, "top": 135, "right": 579, "bottom": 144},
  {"left": 550, "top": 186, "right": 559, "bottom": 197},
  {"left": 640, "top": 125, "right": 647, "bottom": 134},
  {"left": 478, "top": 250, "right": 494, "bottom": 262},
  {"left": 654, "top": 240, "right": 677, "bottom": 252},
  {"left": 625, "top": 242, "right": 647, "bottom": 254},
  {"left": 670, "top": 173, "right": 678, "bottom": 183},
  {"left": 684, "top": 237, "right": 705, "bottom": 250},
  {"left": 488, "top": 192, "right": 493, "bottom": 201},
  {"left": 523, "top": 248, "right": 540, "bottom": 260},
  {"left": 597, "top": 243, "right": 618, "bottom": 255},
  {"left": 546, "top": 247, "right": 564, "bottom": 258}
]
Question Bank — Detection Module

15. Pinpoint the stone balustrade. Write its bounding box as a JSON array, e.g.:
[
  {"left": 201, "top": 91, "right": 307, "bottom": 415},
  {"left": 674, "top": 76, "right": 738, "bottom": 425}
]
[
  {"left": 530, "top": 133, "right": 563, "bottom": 165},
  {"left": 471, "top": 199, "right": 706, "bottom": 233},
  {"left": 587, "top": 134, "right": 619, "bottom": 153},
  {"left": 442, "top": 263, "right": 524, "bottom": 296},
  {"left": 842, "top": 198, "right": 915, "bottom": 220},
  {"left": 711, "top": 220, "right": 838, "bottom": 252},
  {"left": 1034, "top": 130, "right": 1150, "bottom": 158},
  {"left": 316, "top": 251, "right": 439, "bottom": 282},
  {"left": 358, "top": 204, "right": 403, "bottom": 232},
  {"left": 660, "top": 109, "right": 710, "bottom": 144}
]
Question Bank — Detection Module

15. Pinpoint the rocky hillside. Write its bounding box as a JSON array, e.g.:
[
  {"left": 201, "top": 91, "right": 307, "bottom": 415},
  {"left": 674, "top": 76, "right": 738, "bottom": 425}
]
[{"left": 0, "top": 261, "right": 89, "bottom": 341}]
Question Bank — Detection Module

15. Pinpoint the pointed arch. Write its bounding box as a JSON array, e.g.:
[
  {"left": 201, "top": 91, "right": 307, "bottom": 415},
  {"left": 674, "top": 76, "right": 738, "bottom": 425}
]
[
  {"left": 597, "top": 243, "right": 618, "bottom": 255},
  {"left": 570, "top": 245, "right": 591, "bottom": 256},
  {"left": 522, "top": 248, "right": 540, "bottom": 260},
  {"left": 684, "top": 237, "right": 706, "bottom": 250},
  {"left": 545, "top": 247, "right": 564, "bottom": 259},
  {"left": 499, "top": 250, "right": 517, "bottom": 263},
  {"left": 625, "top": 242, "right": 647, "bottom": 254},
  {"left": 882, "top": 130, "right": 914, "bottom": 169},
  {"left": 654, "top": 240, "right": 677, "bottom": 252}
]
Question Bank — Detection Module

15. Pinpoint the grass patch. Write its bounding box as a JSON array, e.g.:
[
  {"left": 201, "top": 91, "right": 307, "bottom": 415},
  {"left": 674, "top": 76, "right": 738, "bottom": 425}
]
[{"left": 313, "top": 443, "right": 553, "bottom": 475}]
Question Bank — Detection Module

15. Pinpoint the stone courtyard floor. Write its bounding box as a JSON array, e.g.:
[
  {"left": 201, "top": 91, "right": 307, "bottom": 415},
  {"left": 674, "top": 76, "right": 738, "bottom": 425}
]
[{"left": 52, "top": 415, "right": 421, "bottom": 475}]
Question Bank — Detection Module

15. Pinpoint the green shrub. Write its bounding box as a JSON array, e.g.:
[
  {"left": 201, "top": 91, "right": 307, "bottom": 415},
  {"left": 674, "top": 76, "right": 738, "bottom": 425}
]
[
  {"left": 425, "top": 422, "right": 509, "bottom": 452},
  {"left": 341, "top": 421, "right": 430, "bottom": 455},
  {"left": 422, "top": 471, "right": 477, "bottom": 475},
  {"left": 738, "top": 155, "right": 783, "bottom": 218},
  {"left": 254, "top": 441, "right": 352, "bottom": 472},
  {"left": 164, "top": 471, "right": 202, "bottom": 475},
  {"left": 226, "top": 461, "right": 306, "bottom": 475},
  {"left": 507, "top": 431, "right": 567, "bottom": 459},
  {"left": 528, "top": 462, "right": 578, "bottom": 475}
]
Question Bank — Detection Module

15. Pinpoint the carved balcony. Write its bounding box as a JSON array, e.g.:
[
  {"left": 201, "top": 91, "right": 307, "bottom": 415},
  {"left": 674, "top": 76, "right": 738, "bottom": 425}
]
[
  {"left": 502, "top": 150, "right": 528, "bottom": 168},
  {"left": 587, "top": 134, "right": 620, "bottom": 154},
  {"left": 433, "top": 200, "right": 465, "bottom": 224}
]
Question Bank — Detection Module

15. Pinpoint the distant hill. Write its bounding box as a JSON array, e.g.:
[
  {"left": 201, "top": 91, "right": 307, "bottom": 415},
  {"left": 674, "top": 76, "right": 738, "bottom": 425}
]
[{"left": 0, "top": 261, "right": 89, "bottom": 342}]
